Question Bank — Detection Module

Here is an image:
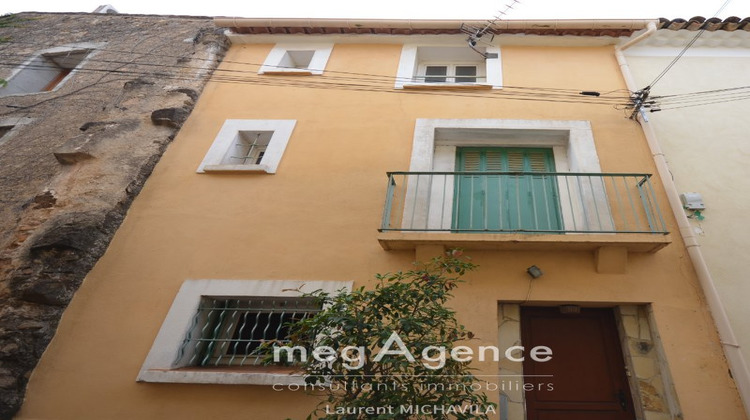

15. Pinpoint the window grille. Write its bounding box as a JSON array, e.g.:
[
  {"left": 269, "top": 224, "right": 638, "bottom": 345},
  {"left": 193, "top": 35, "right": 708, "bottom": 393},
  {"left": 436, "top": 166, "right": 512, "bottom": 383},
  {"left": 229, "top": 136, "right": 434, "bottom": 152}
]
[
  {"left": 226, "top": 131, "right": 272, "bottom": 165},
  {"left": 177, "top": 296, "right": 320, "bottom": 367}
]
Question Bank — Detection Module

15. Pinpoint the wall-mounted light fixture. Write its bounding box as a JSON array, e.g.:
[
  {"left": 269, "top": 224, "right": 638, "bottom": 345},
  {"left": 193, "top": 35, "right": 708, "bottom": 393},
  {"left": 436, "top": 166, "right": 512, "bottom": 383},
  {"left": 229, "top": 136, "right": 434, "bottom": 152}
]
[{"left": 526, "top": 265, "right": 543, "bottom": 279}]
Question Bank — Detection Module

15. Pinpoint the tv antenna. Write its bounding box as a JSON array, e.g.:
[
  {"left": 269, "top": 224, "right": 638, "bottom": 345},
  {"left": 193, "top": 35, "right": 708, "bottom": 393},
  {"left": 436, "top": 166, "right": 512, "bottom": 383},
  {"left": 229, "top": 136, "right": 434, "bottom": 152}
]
[{"left": 461, "top": 0, "right": 521, "bottom": 58}]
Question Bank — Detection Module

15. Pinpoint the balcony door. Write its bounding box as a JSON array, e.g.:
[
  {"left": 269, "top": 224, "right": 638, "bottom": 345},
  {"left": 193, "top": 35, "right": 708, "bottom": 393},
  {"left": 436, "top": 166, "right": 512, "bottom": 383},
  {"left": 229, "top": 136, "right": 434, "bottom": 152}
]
[{"left": 452, "top": 147, "right": 562, "bottom": 232}]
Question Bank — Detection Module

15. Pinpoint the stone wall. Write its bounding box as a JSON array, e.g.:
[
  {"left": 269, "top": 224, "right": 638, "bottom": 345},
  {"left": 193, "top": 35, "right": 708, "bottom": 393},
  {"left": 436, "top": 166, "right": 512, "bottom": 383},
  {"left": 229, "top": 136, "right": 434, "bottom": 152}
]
[
  {"left": 616, "top": 305, "right": 683, "bottom": 420},
  {"left": 0, "top": 12, "right": 226, "bottom": 418}
]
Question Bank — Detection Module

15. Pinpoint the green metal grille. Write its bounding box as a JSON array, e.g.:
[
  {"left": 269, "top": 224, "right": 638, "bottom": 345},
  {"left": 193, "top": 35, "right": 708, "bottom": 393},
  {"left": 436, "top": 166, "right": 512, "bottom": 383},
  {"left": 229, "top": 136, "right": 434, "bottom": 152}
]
[{"left": 176, "top": 297, "right": 320, "bottom": 367}]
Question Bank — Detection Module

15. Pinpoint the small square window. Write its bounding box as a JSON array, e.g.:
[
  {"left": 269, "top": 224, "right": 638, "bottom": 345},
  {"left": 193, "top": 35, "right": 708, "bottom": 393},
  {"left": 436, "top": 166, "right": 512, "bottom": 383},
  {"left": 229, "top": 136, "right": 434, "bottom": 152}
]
[
  {"left": 222, "top": 131, "right": 271, "bottom": 166},
  {"left": 197, "top": 120, "right": 296, "bottom": 174},
  {"left": 178, "top": 296, "right": 320, "bottom": 368},
  {"left": 279, "top": 50, "right": 315, "bottom": 70},
  {"left": 259, "top": 43, "right": 333, "bottom": 76}
]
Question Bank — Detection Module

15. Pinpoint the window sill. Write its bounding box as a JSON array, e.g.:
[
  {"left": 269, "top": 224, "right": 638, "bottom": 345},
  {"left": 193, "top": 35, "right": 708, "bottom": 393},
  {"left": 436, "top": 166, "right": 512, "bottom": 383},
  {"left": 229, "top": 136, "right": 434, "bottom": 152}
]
[
  {"left": 137, "top": 365, "right": 306, "bottom": 385},
  {"left": 201, "top": 164, "right": 271, "bottom": 174},
  {"left": 261, "top": 70, "right": 314, "bottom": 76},
  {"left": 402, "top": 83, "right": 493, "bottom": 90}
]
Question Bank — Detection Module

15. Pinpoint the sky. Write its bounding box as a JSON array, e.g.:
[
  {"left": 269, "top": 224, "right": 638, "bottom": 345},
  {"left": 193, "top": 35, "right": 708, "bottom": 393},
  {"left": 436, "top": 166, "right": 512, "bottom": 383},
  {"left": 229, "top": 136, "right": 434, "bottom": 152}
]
[{"left": 1, "top": 0, "right": 749, "bottom": 20}]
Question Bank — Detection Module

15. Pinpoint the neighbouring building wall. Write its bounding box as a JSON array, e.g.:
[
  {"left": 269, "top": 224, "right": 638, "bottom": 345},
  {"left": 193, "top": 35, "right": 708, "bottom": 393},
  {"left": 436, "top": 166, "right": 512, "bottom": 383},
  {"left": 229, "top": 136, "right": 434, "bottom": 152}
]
[
  {"left": 13, "top": 27, "right": 747, "bottom": 419},
  {"left": 0, "top": 12, "right": 226, "bottom": 417},
  {"left": 625, "top": 27, "right": 750, "bottom": 379}
]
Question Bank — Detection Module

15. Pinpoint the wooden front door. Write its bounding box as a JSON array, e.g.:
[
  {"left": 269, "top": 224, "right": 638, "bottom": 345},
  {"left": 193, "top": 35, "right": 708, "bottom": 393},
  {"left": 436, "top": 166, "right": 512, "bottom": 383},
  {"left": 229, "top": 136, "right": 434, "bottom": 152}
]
[{"left": 521, "top": 307, "right": 636, "bottom": 420}]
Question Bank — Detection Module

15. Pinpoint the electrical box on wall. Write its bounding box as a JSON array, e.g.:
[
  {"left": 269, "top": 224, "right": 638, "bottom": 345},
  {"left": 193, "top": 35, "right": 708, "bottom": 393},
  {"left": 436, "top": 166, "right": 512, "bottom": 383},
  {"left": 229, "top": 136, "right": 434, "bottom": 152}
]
[{"left": 680, "top": 192, "right": 705, "bottom": 210}]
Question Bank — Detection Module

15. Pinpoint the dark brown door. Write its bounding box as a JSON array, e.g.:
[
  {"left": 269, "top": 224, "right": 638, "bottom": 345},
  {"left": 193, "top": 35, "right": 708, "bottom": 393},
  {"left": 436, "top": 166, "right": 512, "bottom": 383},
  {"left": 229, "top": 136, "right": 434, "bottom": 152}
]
[{"left": 521, "top": 307, "right": 636, "bottom": 420}]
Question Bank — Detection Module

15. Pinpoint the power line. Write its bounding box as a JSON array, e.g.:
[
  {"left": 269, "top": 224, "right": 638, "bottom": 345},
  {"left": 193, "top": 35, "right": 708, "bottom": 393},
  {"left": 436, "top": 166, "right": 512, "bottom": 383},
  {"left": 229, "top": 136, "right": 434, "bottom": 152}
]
[
  {"left": 649, "top": 0, "right": 731, "bottom": 89},
  {"left": 7, "top": 36, "right": 750, "bottom": 113},
  {"left": 654, "top": 91, "right": 750, "bottom": 106},
  {"left": 0, "top": 60, "right": 627, "bottom": 108},
  {"left": 0, "top": 56, "right": 625, "bottom": 100},
  {"left": 628, "top": 0, "right": 733, "bottom": 118},
  {"left": 653, "top": 85, "right": 750, "bottom": 101},
  {"left": 0, "top": 40, "right": 626, "bottom": 98},
  {"left": 0, "top": 50, "right": 632, "bottom": 108},
  {"left": 656, "top": 96, "right": 750, "bottom": 111}
]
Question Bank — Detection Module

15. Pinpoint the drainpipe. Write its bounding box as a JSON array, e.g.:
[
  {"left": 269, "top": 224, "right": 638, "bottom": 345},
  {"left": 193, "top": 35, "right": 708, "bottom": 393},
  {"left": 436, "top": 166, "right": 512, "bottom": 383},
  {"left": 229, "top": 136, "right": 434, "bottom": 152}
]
[{"left": 615, "top": 21, "right": 750, "bottom": 416}]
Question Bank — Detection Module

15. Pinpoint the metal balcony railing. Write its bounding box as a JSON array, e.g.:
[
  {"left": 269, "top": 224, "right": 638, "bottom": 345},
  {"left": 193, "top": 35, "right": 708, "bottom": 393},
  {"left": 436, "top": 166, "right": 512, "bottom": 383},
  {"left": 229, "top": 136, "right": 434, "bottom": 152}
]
[{"left": 380, "top": 172, "right": 669, "bottom": 234}]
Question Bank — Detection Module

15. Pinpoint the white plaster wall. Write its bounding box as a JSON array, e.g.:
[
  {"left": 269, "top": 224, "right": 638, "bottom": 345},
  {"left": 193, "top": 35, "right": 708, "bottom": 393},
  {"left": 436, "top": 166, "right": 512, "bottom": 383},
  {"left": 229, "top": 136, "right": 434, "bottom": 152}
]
[{"left": 626, "top": 39, "right": 750, "bottom": 367}]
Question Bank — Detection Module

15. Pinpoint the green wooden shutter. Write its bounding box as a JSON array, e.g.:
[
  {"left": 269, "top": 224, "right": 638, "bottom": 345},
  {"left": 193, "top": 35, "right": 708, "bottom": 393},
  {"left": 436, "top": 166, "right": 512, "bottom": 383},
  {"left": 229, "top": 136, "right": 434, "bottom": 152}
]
[{"left": 453, "top": 147, "right": 562, "bottom": 232}]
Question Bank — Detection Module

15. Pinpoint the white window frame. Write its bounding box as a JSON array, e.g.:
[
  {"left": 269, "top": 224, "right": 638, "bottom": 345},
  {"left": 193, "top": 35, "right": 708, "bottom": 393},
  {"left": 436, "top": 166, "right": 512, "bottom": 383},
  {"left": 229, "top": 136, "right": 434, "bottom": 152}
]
[
  {"left": 418, "top": 63, "right": 485, "bottom": 84},
  {"left": 402, "top": 119, "right": 611, "bottom": 232},
  {"left": 0, "top": 42, "right": 103, "bottom": 97},
  {"left": 137, "top": 279, "right": 353, "bottom": 385},
  {"left": 258, "top": 43, "right": 334, "bottom": 75},
  {"left": 197, "top": 119, "right": 296, "bottom": 174},
  {"left": 395, "top": 44, "right": 502, "bottom": 89}
]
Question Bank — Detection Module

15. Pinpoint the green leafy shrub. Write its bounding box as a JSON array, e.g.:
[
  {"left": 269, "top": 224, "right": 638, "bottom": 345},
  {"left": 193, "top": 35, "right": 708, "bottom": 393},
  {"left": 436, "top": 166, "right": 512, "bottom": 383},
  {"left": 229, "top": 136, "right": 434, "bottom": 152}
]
[{"left": 269, "top": 250, "right": 495, "bottom": 420}]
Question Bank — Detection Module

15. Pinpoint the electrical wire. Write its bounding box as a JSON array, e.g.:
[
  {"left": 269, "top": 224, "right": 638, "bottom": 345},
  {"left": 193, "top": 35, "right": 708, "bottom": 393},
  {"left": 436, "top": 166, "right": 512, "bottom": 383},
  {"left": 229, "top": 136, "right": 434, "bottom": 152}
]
[
  {"left": 0, "top": 40, "right": 629, "bottom": 98},
  {"left": 656, "top": 95, "right": 750, "bottom": 111},
  {"left": 655, "top": 85, "right": 750, "bottom": 98},
  {"left": 6, "top": 7, "right": 749, "bottom": 115},
  {"left": 643, "top": 86, "right": 750, "bottom": 110},
  {"left": 0, "top": 64, "right": 627, "bottom": 107},
  {"left": 0, "top": 50, "right": 632, "bottom": 107},
  {"left": 7, "top": 34, "right": 750, "bottom": 112},
  {"left": 654, "top": 92, "right": 750, "bottom": 106},
  {"left": 653, "top": 85, "right": 750, "bottom": 101},
  {"left": 648, "top": 0, "right": 732, "bottom": 88}
]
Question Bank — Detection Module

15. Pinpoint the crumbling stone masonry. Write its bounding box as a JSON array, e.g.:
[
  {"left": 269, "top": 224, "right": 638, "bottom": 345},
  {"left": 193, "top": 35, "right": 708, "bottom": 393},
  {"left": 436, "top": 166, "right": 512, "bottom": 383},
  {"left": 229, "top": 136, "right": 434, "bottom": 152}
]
[{"left": 0, "top": 12, "right": 227, "bottom": 418}]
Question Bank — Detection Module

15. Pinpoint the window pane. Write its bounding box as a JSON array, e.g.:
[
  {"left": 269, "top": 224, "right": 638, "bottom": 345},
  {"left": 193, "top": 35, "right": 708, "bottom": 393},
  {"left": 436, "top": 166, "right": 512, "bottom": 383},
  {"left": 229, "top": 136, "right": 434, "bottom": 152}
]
[
  {"left": 424, "top": 66, "right": 447, "bottom": 83},
  {"left": 455, "top": 66, "right": 477, "bottom": 83}
]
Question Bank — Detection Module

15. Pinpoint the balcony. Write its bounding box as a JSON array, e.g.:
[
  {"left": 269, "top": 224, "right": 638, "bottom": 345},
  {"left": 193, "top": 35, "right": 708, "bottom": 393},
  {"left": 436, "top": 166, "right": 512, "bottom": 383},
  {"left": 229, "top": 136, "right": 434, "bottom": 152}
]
[{"left": 378, "top": 172, "right": 671, "bottom": 255}]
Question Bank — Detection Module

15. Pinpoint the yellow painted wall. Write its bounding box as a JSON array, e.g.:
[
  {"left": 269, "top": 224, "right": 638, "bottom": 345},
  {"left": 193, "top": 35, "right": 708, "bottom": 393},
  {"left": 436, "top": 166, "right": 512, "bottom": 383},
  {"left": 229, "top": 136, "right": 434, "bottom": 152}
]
[{"left": 17, "top": 38, "right": 746, "bottom": 419}]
